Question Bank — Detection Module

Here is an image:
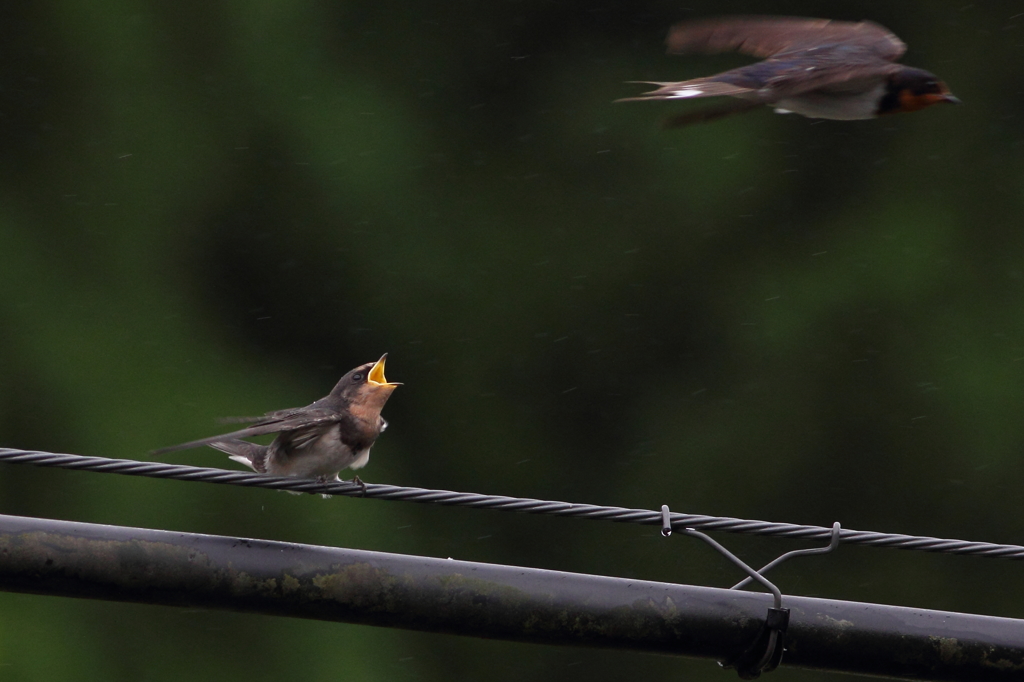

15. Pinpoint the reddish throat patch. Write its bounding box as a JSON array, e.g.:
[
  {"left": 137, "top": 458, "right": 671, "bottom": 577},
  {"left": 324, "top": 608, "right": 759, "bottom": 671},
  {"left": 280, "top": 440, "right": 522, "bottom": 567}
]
[{"left": 898, "top": 89, "right": 953, "bottom": 113}]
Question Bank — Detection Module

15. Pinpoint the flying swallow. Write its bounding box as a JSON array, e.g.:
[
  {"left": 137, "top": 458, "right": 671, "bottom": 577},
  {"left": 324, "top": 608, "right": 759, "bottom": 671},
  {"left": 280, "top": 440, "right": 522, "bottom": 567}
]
[
  {"left": 618, "top": 16, "right": 960, "bottom": 127},
  {"left": 154, "top": 355, "right": 400, "bottom": 484}
]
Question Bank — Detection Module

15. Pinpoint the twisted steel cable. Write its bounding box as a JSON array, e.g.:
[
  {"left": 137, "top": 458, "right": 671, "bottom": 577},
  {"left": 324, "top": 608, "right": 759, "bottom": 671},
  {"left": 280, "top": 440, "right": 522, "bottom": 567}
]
[{"left": 2, "top": 447, "right": 1022, "bottom": 560}]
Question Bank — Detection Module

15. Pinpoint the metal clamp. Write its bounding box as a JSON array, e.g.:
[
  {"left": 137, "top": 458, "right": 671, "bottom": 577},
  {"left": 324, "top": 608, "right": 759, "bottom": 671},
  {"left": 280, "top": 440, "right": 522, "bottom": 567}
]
[{"left": 661, "top": 506, "right": 842, "bottom": 679}]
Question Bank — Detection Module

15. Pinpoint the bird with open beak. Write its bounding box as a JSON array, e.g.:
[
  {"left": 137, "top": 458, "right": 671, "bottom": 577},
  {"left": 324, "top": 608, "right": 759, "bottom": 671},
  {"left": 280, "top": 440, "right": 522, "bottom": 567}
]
[
  {"left": 619, "top": 16, "right": 960, "bottom": 127},
  {"left": 154, "top": 354, "right": 400, "bottom": 484}
]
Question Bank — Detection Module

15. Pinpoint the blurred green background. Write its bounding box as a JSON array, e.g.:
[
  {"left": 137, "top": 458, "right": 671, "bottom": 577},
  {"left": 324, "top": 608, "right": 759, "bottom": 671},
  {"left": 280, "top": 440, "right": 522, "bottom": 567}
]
[{"left": 1, "top": 0, "right": 1022, "bottom": 680}]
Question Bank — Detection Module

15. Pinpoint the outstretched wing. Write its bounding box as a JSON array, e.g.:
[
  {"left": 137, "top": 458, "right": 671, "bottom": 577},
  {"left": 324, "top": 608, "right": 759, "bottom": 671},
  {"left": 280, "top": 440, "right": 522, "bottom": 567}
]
[
  {"left": 618, "top": 16, "right": 907, "bottom": 122},
  {"left": 152, "top": 406, "right": 343, "bottom": 455},
  {"left": 661, "top": 100, "right": 764, "bottom": 127},
  {"left": 619, "top": 47, "right": 903, "bottom": 104},
  {"left": 666, "top": 16, "right": 905, "bottom": 61}
]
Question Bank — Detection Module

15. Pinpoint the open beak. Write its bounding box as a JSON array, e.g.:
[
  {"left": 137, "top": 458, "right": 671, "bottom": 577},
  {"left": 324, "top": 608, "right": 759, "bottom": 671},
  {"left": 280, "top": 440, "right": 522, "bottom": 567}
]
[
  {"left": 941, "top": 94, "right": 962, "bottom": 105},
  {"left": 367, "top": 354, "right": 401, "bottom": 387}
]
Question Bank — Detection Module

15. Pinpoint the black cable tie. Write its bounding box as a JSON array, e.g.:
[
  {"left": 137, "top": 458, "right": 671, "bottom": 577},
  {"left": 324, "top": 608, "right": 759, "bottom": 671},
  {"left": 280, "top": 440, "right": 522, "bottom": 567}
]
[{"left": 720, "top": 607, "right": 791, "bottom": 679}]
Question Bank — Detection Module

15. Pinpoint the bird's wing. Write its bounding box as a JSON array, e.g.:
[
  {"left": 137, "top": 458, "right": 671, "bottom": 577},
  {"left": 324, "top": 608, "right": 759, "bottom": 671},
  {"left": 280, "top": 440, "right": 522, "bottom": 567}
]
[
  {"left": 739, "top": 51, "right": 903, "bottom": 98},
  {"left": 275, "top": 421, "right": 340, "bottom": 452},
  {"left": 666, "top": 16, "right": 906, "bottom": 62},
  {"left": 661, "top": 100, "right": 764, "bottom": 127},
  {"left": 206, "top": 439, "right": 263, "bottom": 459},
  {"left": 152, "top": 407, "right": 343, "bottom": 455},
  {"left": 619, "top": 38, "right": 904, "bottom": 103}
]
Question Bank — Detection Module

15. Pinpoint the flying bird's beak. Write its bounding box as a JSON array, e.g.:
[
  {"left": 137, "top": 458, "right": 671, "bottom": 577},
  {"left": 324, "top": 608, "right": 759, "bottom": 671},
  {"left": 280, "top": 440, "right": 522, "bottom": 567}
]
[
  {"left": 932, "top": 84, "right": 961, "bottom": 106},
  {"left": 368, "top": 354, "right": 402, "bottom": 387}
]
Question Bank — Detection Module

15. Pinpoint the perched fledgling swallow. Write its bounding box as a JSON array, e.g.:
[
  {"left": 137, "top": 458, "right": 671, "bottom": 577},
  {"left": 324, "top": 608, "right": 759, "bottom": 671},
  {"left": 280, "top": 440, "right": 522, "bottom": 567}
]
[
  {"left": 154, "top": 355, "right": 400, "bottom": 484},
  {"left": 618, "top": 16, "right": 960, "bottom": 127}
]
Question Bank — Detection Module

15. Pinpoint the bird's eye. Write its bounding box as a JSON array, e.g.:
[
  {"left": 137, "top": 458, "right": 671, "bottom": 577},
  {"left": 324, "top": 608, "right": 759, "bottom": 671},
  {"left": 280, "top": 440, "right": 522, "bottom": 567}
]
[{"left": 352, "top": 373, "right": 364, "bottom": 382}]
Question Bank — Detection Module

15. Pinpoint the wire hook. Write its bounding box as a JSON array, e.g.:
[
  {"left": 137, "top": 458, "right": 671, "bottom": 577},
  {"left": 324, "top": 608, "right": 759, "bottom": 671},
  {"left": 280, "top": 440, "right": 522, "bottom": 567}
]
[
  {"left": 661, "top": 505, "right": 789, "bottom": 679},
  {"left": 731, "top": 522, "right": 842, "bottom": 591},
  {"left": 661, "top": 506, "right": 782, "bottom": 606}
]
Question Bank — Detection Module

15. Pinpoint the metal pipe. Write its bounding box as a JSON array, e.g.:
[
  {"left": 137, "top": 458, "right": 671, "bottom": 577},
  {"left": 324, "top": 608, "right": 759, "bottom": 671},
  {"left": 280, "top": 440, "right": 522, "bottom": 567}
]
[{"left": 0, "top": 513, "right": 1020, "bottom": 680}]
